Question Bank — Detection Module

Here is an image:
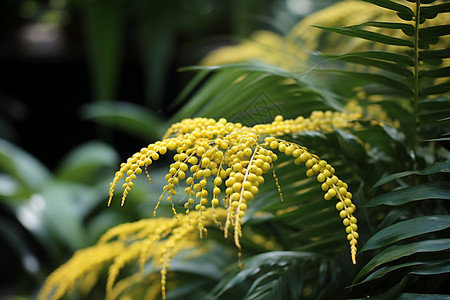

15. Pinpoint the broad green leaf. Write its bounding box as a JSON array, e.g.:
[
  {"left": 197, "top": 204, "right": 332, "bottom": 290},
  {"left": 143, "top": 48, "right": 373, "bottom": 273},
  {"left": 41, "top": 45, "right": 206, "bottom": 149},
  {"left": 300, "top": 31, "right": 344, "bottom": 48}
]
[
  {"left": 361, "top": 216, "right": 450, "bottom": 252},
  {"left": 354, "top": 238, "right": 450, "bottom": 283},
  {"left": 365, "top": 181, "right": 450, "bottom": 207},
  {"left": 0, "top": 138, "right": 51, "bottom": 192},
  {"left": 56, "top": 142, "right": 119, "bottom": 183},
  {"left": 81, "top": 101, "right": 166, "bottom": 140},
  {"left": 313, "top": 26, "right": 414, "bottom": 47},
  {"left": 371, "top": 161, "right": 450, "bottom": 189}
]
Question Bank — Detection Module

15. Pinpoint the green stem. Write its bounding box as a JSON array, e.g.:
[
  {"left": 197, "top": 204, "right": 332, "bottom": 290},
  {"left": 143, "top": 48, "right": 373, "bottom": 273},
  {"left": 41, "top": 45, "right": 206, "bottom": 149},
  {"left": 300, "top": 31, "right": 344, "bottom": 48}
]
[{"left": 413, "top": 0, "right": 420, "bottom": 158}]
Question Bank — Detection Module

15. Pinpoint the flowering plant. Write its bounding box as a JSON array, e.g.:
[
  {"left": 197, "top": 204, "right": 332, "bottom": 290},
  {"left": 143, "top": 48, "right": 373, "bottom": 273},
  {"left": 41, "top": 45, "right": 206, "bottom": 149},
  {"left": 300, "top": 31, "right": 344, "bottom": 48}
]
[{"left": 39, "top": 0, "right": 449, "bottom": 299}]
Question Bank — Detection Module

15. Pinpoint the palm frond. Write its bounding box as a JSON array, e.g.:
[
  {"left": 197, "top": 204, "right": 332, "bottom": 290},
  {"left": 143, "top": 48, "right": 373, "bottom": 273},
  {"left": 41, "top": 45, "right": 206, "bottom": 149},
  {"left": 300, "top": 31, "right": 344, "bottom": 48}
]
[
  {"left": 170, "top": 63, "right": 333, "bottom": 125},
  {"left": 210, "top": 251, "right": 347, "bottom": 300}
]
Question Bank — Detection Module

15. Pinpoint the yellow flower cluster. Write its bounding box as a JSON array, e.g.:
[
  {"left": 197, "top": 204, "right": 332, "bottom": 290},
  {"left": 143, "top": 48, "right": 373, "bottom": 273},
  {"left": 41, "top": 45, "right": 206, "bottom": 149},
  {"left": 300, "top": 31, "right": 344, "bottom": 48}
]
[
  {"left": 265, "top": 136, "right": 358, "bottom": 262},
  {"left": 39, "top": 209, "right": 227, "bottom": 300},
  {"left": 39, "top": 242, "right": 125, "bottom": 300},
  {"left": 41, "top": 111, "right": 361, "bottom": 300},
  {"left": 108, "top": 111, "right": 361, "bottom": 265}
]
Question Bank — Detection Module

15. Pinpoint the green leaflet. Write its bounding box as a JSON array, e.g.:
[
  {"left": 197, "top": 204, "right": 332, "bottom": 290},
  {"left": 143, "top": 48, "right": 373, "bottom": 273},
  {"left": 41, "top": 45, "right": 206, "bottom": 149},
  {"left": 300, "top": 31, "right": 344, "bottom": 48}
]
[
  {"left": 336, "top": 50, "right": 414, "bottom": 66},
  {"left": 371, "top": 161, "right": 450, "bottom": 189},
  {"left": 312, "top": 69, "right": 413, "bottom": 96},
  {"left": 313, "top": 25, "right": 414, "bottom": 47},
  {"left": 361, "top": 21, "right": 415, "bottom": 36},
  {"left": 362, "top": 0, "right": 415, "bottom": 20},
  {"left": 419, "top": 25, "right": 450, "bottom": 42},
  {"left": 357, "top": 261, "right": 434, "bottom": 285},
  {"left": 356, "top": 259, "right": 450, "bottom": 285},
  {"left": 420, "top": 3, "right": 450, "bottom": 20},
  {"left": 361, "top": 215, "right": 450, "bottom": 252},
  {"left": 420, "top": 48, "right": 450, "bottom": 60},
  {"left": 419, "top": 97, "right": 450, "bottom": 124},
  {"left": 420, "top": 81, "right": 450, "bottom": 96},
  {"left": 321, "top": 53, "right": 414, "bottom": 77},
  {"left": 419, "top": 66, "right": 450, "bottom": 78},
  {"left": 353, "top": 238, "right": 450, "bottom": 283},
  {"left": 365, "top": 181, "right": 450, "bottom": 207}
]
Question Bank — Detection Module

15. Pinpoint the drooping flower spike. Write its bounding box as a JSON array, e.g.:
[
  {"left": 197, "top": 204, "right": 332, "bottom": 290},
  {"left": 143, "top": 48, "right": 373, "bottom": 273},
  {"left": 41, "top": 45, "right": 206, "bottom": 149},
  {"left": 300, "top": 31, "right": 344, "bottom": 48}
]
[
  {"left": 108, "top": 111, "right": 360, "bottom": 266},
  {"left": 39, "top": 208, "right": 227, "bottom": 300},
  {"left": 40, "top": 111, "right": 361, "bottom": 300}
]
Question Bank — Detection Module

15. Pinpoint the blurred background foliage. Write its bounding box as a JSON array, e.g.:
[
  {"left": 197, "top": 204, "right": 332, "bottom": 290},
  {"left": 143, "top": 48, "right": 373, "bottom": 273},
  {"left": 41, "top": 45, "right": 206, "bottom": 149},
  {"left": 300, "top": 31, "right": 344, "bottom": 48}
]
[{"left": 0, "top": 0, "right": 449, "bottom": 299}]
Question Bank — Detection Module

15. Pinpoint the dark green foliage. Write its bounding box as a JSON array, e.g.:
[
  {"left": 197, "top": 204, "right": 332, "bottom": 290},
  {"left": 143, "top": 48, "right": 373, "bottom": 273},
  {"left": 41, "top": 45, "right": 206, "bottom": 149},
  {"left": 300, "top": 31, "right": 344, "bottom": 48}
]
[
  {"left": 310, "top": 0, "right": 450, "bottom": 298},
  {"left": 2, "top": 0, "right": 448, "bottom": 299},
  {"left": 162, "top": 0, "right": 450, "bottom": 298}
]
